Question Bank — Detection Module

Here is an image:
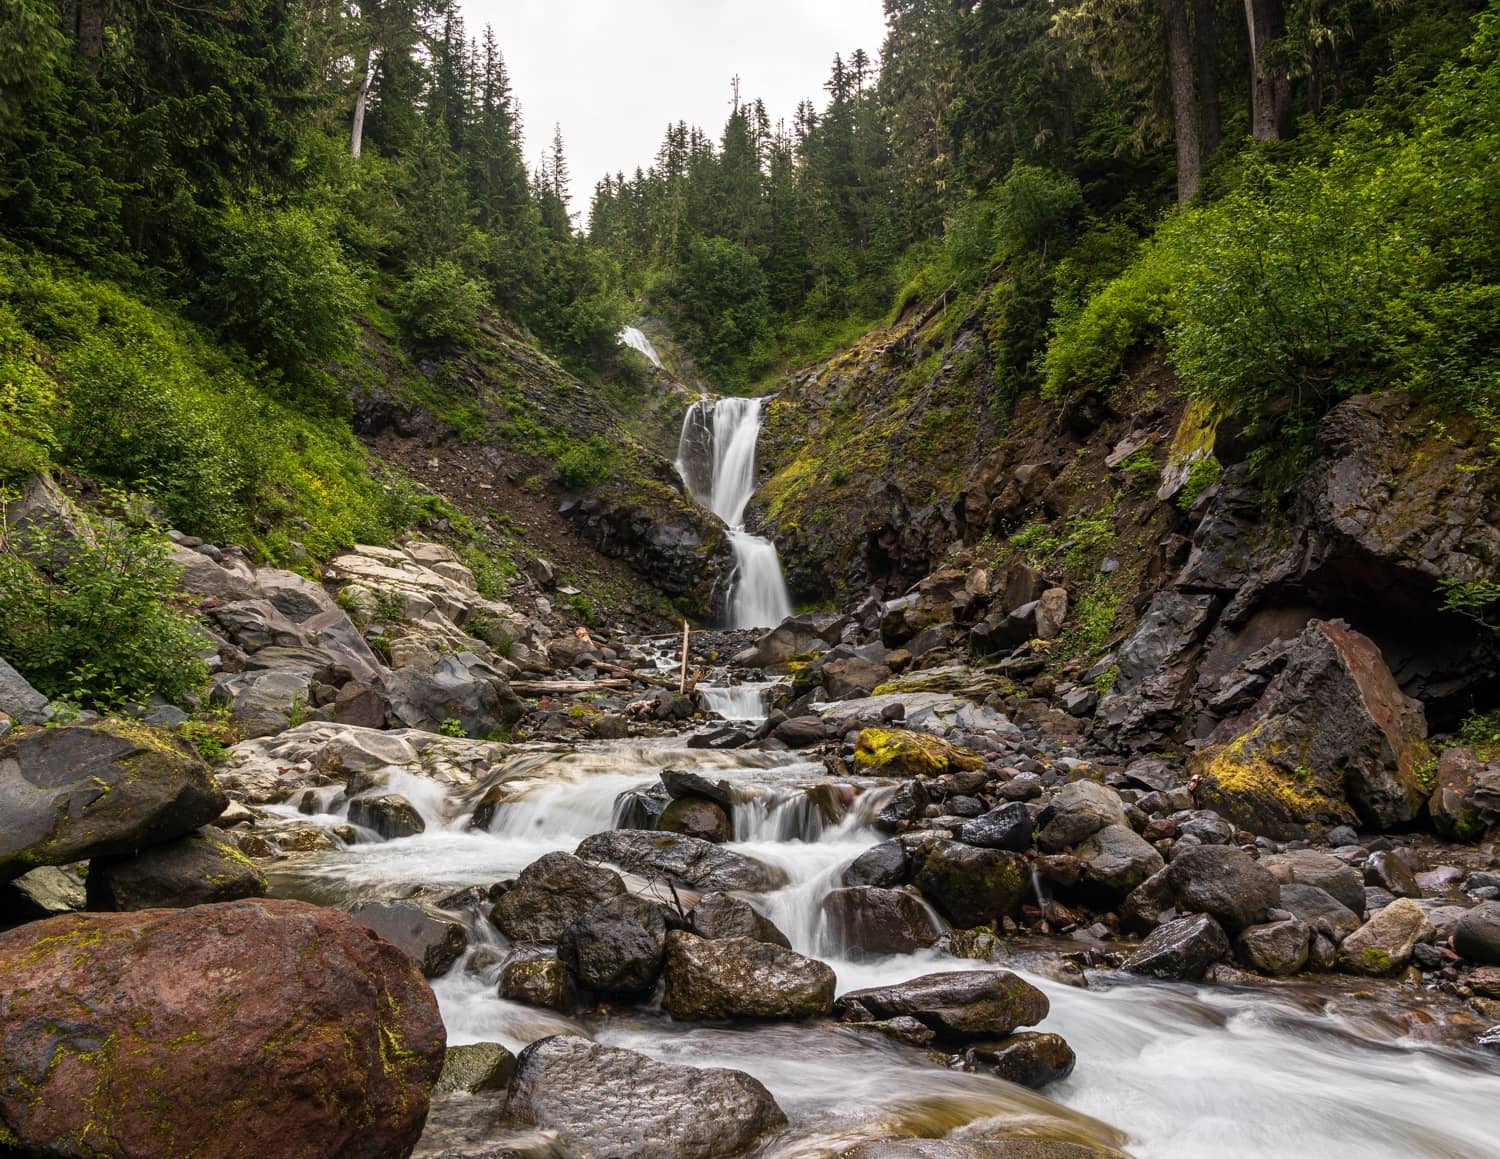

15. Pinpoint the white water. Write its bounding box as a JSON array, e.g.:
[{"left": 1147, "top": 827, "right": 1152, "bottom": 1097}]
[
  {"left": 698, "top": 680, "right": 780, "bottom": 721},
  {"left": 264, "top": 740, "right": 1500, "bottom": 1159},
  {"left": 676, "top": 396, "right": 793, "bottom": 630},
  {"left": 618, "top": 325, "right": 664, "bottom": 368}
]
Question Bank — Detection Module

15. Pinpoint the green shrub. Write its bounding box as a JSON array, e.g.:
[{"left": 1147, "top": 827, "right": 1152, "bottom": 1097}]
[
  {"left": 439, "top": 717, "right": 466, "bottom": 738},
  {"left": 1459, "top": 708, "right": 1500, "bottom": 751},
  {"left": 396, "top": 260, "right": 489, "bottom": 346},
  {"left": 557, "top": 437, "right": 616, "bottom": 490},
  {"left": 0, "top": 497, "right": 209, "bottom": 709}
]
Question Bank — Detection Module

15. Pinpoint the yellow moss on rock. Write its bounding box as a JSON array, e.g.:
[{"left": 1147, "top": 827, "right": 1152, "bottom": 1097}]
[{"left": 853, "top": 728, "right": 985, "bottom": 777}]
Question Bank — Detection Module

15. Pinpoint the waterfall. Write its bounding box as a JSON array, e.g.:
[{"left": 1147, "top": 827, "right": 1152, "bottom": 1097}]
[
  {"left": 618, "top": 326, "right": 664, "bottom": 369},
  {"left": 675, "top": 397, "right": 792, "bottom": 630}
]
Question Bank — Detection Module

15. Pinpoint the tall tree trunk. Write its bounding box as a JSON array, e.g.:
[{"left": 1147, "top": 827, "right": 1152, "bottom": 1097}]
[
  {"left": 1194, "top": 0, "right": 1221, "bottom": 160},
  {"left": 75, "top": 0, "right": 104, "bottom": 72},
  {"left": 351, "top": 48, "right": 378, "bottom": 159},
  {"left": 1244, "top": 0, "right": 1293, "bottom": 140},
  {"left": 1163, "top": 0, "right": 1201, "bottom": 203}
]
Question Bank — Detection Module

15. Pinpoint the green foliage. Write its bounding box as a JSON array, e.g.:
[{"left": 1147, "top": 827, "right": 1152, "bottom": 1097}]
[
  {"left": 1438, "top": 576, "right": 1500, "bottom": 630},
  {"left": 557, "top": 436, "right": 617, "bottom": 490},
  {"left": 1178, "top": 456, "right": 1224, "bottom": 511},
  {"left": 0, "top": 497, "right": 208, "bottom": 709},
  {"left": 1060, "top": 588, "right": 1121, "bottom": 661},
  {"left": 439, "top": 717, "right": 467, "bottom": 738},
  {"left": 1116, "top": 447, "right": 1160, "bottom": 495},
  {"left": 1008, "top": 521, "right": 1063, "bottom": 567},
  {"left": 1459, "top": 708, "right": 1500, "bottom": 751},
  {"left": 396, "top": 260, "right": 489, "bottom": 346},
  {"left": 176, "top": 713, "right": 235, "bottom": 766},
  {"left": 667, "top": 237, "right": 771, "bottom": 388},
  {"left": 566, "top": 592, "right": 595, "bottom": 622}
]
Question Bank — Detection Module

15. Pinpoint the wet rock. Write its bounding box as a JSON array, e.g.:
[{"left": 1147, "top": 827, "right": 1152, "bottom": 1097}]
[
  {"left": 913, "top": 841, "right": 1027, "bottom": 928},
  {"left": 348, "top": 793, "right": 427, "bottom": 839},
  {"left": 1160, "top": 845, "right": 1280, "bottom": 933},
  {"left": 838, "top": 970, "right": 1049, "bottom": 1042},
  {"left": 688, "top": 892, "right": 790, "bottom": 948},
  {"left": 1339, "top": 897, "right": 1435, "bottom": 975},
  {"left": 0, "top": 656, "right": 50, "bottom": 725},
  {"left": 0, "top": 721, "right": 227, "bottom": 882},
  {"left": 962, "top": 1032, "right": 1077, "bottom": 1090},
  {"left": 1260, "top": 850, "right": 1365, "bottom": 916},
  {"left": 957, "top": 802, "right": 1035, "bottom": 852},
  {"left": 687, "top": 726, "right": 753, "bottom": 750},
  {"left": 1172, "top": 810, "right": 1236, "bottom": 845},
  {"left": 1430, "top": 746, "right": 1500, "bottom": 842},
  {"left": 733, "top": 614, "right": 847, "bottom": 669},
  {"left": 772, "top": 715, "right": 827, "bottom": 747},
  {"left": 658, "top": 795, "right": 732, "bottom": 843},
  {"left": 558, "top": 894, "right": 668, "bottom": 995},
  {"left": 0, "top": 899, "right": 443, "bottom": 1159},
  {"left": 576, "top": 830, "right": 788, "bottom": 892},
  {"left": 490, "top": 852, "right": 626, "bottom": 943},
  {"left": 841, "top": 1143, "right": 1126, "bottom": 1159},
  {"left": 1454, "top": 902, "right": 1500, "bottom": 966},
  {"left": 349, "top": 899, "right": 467, "bottom": 978},
  {"left": 1364, "top": 850, "right": 1422, "bottom": 898},
  {"left": 875, "top": 779, "right": 932, "bottom": 830},
  {"left": 507, "top": 1034, "right": 786, "bottom": 1158},
  {"left": 660, "top": 767, "right": 735, "bottom": 809},
  {"left": 821, "top": 886, "right": 941, "bottom": 957},
  {"left": 1097, "top": 591, "right": 1217, "bottom": 742},
  {"left": 1075, "top": 824, "right": 1165, "bottom": 899},
  {"left": 662, "top": 931, "right": 835, "bottom": 1020},
  {"left": 1235, "top": 919, "right": 1311, "bottom": 976},
  {"left": 843, "top": 839, "right": 910, "bottom": 887},
  {"left": 499, "top": 957, "right": 575, "bottom": 1012},
  {"left": 1276, "top": 882, "right": 1361, "bottom": 943},
  {"left": 1123, "top": 913, "right": 1231, "bottom": 981},
  {"left": 854, "top": 728, "right": 985, "bottom": 777},
  {"left": 86, "top": 826, "right": 268, "bottom": 911},
  {"left": 1036, "top": 781, "right": 1127, "bottom": 852},
  {"left": 435, "top": 1042, "right": 516, "bottom": 1096}
]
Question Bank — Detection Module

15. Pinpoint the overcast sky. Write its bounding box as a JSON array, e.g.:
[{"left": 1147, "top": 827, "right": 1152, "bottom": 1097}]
[{"left": 458, "top": 0, "right": 888, "bottom": 217}]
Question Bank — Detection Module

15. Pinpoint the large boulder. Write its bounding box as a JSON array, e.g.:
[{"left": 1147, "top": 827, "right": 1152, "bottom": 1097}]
[
  {"left": 1096, "top": 591, "right": 1217, "bottom": 743},
  {"left": 0, "top": 899, "right": 444, "bottom": 1158},
  {"left": 575, "top": 830, "right": 788, "bottom": 892},
  {"left": 843, "top": 839, "right": 910, "bottom": 888},
  {"left": 853, "top": 728, "right": 985, "bottom": 777},
  {"left": 957, "top": 802, "right": 1035, "bottom": 852},
  {"left": 0, "top": 657, "right": 50, "bottom": 726},
  {"left": 658, "top": 795, "right": 732, "bottom": 843},
  {"left": 1454, "top": 902, "right": 1500, "bottom": 966},
  {"left": 85, "top": 826, "right": 267, "bottom": 911},
  {"left": 913, "top": 841, "right": 1027, "bottom": 928},
  {"left": 732, "top": 613, "right": 847, "bottom": 669},
  {"left": 1123, "top": 914, "right": 1230, "bottom": 981},
  {"left": 1235, "top": 919, "right": 1311, "bottom": 976},
  {"left": 837, "top": 971, "right": 1049, "bottom": 1042},
  {"left": 961, "top": 1032, "right": 1077, "bottom": 1091},
  {"left": 1143, "top": 845, "right": 1281, "bottom": 934},
  {"left": 687, "top": 892, "right": 791, "bottom": 948},
  {"left": 348, "top": 793, "right": 427, "bottom": 839},
  {"left": 1195, "top": 621, "right": 1431, "bottom": 837},
  {"left": 1339, "top": 898, "right": 1435, "bottom": 975},
  {"left": 383, "top": 652, "right": 525, "bottom": 738},
  {"left": 1075, "top": 824, "right": 1164, "bottom": 899},
  {"left": 662, "top": 931, "right": 835, "bottom": 1020},
  {"left": 558, "top": 894, "right": 668, "bottom": 994},
  {"left": 490, "top": 852, "right": 626, "bottom": 943},
  {"left": 1429, "top": 746, "right": 1500, "bottom": 843},
  {"left": 0, "top": 722, "right": 226, "bottom": 882},
  {"left": 1260, "top": 850, "right": 1366, "bottom": 916},
  {"left": 348, "top": 899, "right": 468, "bottom": 977},
  {"left": 1036, "top": 782, "right": 1126, "bottom": 852},
  {"left": 1275, "top": 882, "right": 1361, "bottom": 944},
  {"left": 820, "top": 886, "right": 942, "bottom": 957},
  {"left": 508, "top": 1035, "right": 785, "bottom": 1158}
]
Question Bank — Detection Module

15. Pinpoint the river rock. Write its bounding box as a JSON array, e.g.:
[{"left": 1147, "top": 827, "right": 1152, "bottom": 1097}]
[
  {"left": 875, "top": 778, "right": 932, "bottom": 829},
  {"left": 349, "top": 899, "right": 468, "bottom": 977},
  {"left": 0, "top": 865, "right": 85, "bottom": 926},
  {"left": 842, "top": 1143, "right": 1127, "bottom": 1159},
  {"left": 383, "top": 651, "right": 525, "bottom": 738},
  {"left": 0, "top": 899, "right": 444, "bottom": 1158},
  {"left": 348, "top": 792, "right": 427, "bottom": 839},
  {"left": 1453, "top": 902, "right": 1500, "bottom": 965},
  {"left": 1123, "top": 913, "right": 1231, "bottom": 980},
  {"left": 1075, "top": 824, "right": 1164, "bottom": 898},
  {"left": 85, "top": 826, "right": 267, "bottom": 911},
  {"left": 1276, "top": 882, "right": 1361, "bottom": 943},
  {"left": 499, "top": 956, "right": 575, "bottom": 1012},
  {"left": 1260, "top": 850, "right": 1365, "bottom": 916},
  {"left": 658, "top": 795, "right": 732, "bottom": 843},
  {"left": 837, "top": 970, "right": 1049, "bottom": 1041},
  {"left": 844, "top": 839, "right": 910, "bottom": 887},
  {"left": 662, "top": 931, "right": 835, "bottom": 1020},
  {"left": 0, "top": 656, "right": 50, "bottom": 725},
  {"left": 576, "top": 830, "right": 788, "bottom": 892},
  {"left": 821, "top": 886, "right": 941, "bottom": 957},
  {"left": 1430, "top": 746, "right": 1500, "bottom": 842},
  {"left": 1036, "top": 781, "right": 1127, "bottom": 851},
  {"left": 1364, "top": 850, "right": 1422, "bottom": 898},
  {"left": 660, "top": 767, "right": 736, "bottom": 809},
  {"left": 436, "top": 1042, "right": 516, "bottom": 1095},
  {"left": 1235, "top": 919, "right": 1311, "bottom": 976},
  {"left": 507, "top": 1034, "right": 786, "bottom": 1158},
  {"left": 1162, "top": 845, "right": 1280, "bottom": 933},
  {"left": 1339, "top": 897, "right": 1435, "bottom": 975},
  {"left": 558, "top": 894, "right": 668, "bottom": 994},
  {"left": 957, "top": 802, "right": 1035, "bottom": 852},
  {"left": 0, "top": 721, "right": 227, "bottom": 882},
  {"left": 491, "top": 852, "right": 626, "bottom": 943},
  {"left": 913, "top": 841, "right": 1027, "bottom": 928},
  {"left": 854, "top": 727, "right": 985, "bottom": 776},
  {"left": 961, "top": 1032, "right": 1077, "bottom": 1090},
  {"left": 688, "top": 891, "right": 791, "bottom": 947}
]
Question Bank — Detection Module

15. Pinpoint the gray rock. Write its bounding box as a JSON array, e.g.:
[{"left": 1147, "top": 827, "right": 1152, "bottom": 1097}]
[
  {"left": 491, "top": 852, "right": 627, "bottom": 943},
  {"left": 508, "top": 1034, "right": 786, "bottom": 1158},
  {"left": 733, "top": 614, "right": 848, "bottom": 669},
  {"left": 662, "top": 931, "right": 835, "bottom": 1020},
  {"left": 384, "top": 652, "right": 524, "bottom": 738},
  {"left": 1276, "top": 882, "right": 1361, "bottom": 943},
  {"left": 1454, "top": 902, "right": 1500, "bottom": 966},
  {"left": 0, "top": 657, "right": 51, "bottom": 725},
  {"left": 0, "top": 865, "right": 86, "bottom": 924},
  {"left": 843, "top": 840, "right": 909, "bottom": 888},
  {"left": 961, "top": 1032, "right": 1076, "bottom": 1091},
  {"left": 435, "top": 1042, "right": 515, "bottom": 1095},
  {"left": 1235, "top": 919, "right": 1311, "bottom": 976},
  {"left": 1339, "top": 897, "right": 1435, "bottom": 975},
  {"left": 348, "top": 793, "right": 426, "bottom": 839},
  {"left": 87, "top": 826, "right": 268, "bottom": 912},
  {"left": 1037, "top": 781, "right": 1127, "bottom": 852},
  {"left": 660, "top": 767, "right": 735, "bottom": 809},
  {"left": 1261, "top": 850, "right": 1365, "bottom": 916},
  {"left": 575, "top": 830, "right": 788, "bottom": 892},
  {"left": 1364, "top": 850, "right": 1422, "bottom": 898},
  {"left": 956, "top": 803, "right": 1034, "bottom": 852},
  {"left": 913, "top": 841, "right": 1027, "bottom": 928},
  {"left": 348, "top": 899, "right": 467, "bottom": 978},
  {"left": 212, "top": 669, "right": 315, "bottom": 739},
  {"left": 1075, "top": 824, "right": 1165, "bottom": 898},
  {"left": 837, "top": 970, "right": 1049, "bottom": 1042},
  {"left": 558, "top": 894, "right": 668, "bottom": 994},
  {"left": 658, "top": 796, "right": 731, "bottom": 843},
  {"left": 688, "top": 892, "right": 790, "bottom": 948},
  {"left": 1123, "top": 914, "right": 1231, "bottom": 981},
  {"left": 1163, "top": 845, "right": 1280, "bottom": 933},
  {"left": 1097, "top": 591, "right": 1217, "bottom": 742},
  {"left": 820, "top": 886, "right": 941, "bottom": 957}
]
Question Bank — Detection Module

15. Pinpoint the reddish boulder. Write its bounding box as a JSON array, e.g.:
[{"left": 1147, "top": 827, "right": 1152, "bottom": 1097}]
[{"left": 0, "top": 898, "right": 444, "bottom": 1158}]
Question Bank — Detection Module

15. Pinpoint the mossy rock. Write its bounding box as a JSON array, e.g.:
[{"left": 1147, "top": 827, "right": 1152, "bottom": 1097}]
[
  {"left": 436, "top": 1042, "right": 516, "bottom": 1095},
  {"left": 854, "top": 728, "right": 985, "bottom": 777},
  {"left": 1192, "top": 722, "right": 1355, "bottom": 842}
]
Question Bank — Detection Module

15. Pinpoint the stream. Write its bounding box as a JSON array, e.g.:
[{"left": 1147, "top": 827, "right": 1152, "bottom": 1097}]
[{"left": 264, "top": 722, "right": 1500, "bottom": 1158}]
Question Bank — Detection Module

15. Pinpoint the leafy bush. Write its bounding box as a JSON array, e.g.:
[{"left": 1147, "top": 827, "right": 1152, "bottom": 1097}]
[
  {"left": 396, "top": 260, "right": 489, "bottom": 346},
  {"left": 668, "top": 236, "right": 770, "bottom": 388},
  {"left": 557, "top": 436, "right": 616, "bottom": 490},
  {"left": 0, "top": 498, "right": 208, "bottom": 709}
]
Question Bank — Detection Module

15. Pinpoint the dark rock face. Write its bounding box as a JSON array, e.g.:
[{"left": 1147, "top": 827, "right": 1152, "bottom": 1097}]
[
  {"left": 658, "top": 795, "right": 732, "bottom": 843},
  {"left": 383, "top": 652, "right": 525, "bottom": 738},
  {"left": 1123, "top": 914, "right": 1231, "bottom": 981},
  {"left": 349, "top": 793, "right": 427, "bottom": 839},
  {"left": 1430, "top": 746, "right": 1500, "bottom": 842},
  {"left": 1454, "top": 902, "right": 1500, "bottom": 966},
  {"left": 0, "top": 899, "right": 444, "bottom": 1159},
  {"left": 349, "top": 899, "right": 468, "bottom": 978},
  {"left": 86, "top": 826, "right": 268, "bottom": 911},
  {"left": 499, "top": 957, "right": 575, "bottom": 1012},
  {"left": 575, "top": 830, "right": 788, "bottom": 892},
  {"left": 507, "top": 1034, "right": 786, "bottom": 1159},
  {"left": 558, "top": 894, "right": 668, "bottom": 995},
  {"left": 962, "top": 1032, "right": 1077, "bottom": 1090},
  {"left": 688, "top": 891, "right": 791, "bottom": 948},
  {"left": 490, "top": 852, "right": 626, "bottom": 943},
  {"left": 0, "top": 722, "right": 227, "bottom": 882},
  {"left": 1097, "top": 591, "right": 1217, "bottom": 743},
  {"left": 843, "top": 839, "right": 910, "bottom": 888},
  {"left": 956, "top": 802, "right": 1035, "bottom": 852},
  {"left": 1261, "top": 850, "right": 1366, "bottom": 916},
  {"left": 1157, "top": 845, "right": 1281, "bottom": 934},
  {"left": 662, "top": 931, "right": 835, "bottom": 1020},
  {"left": 838, "top": 971, "right": 1049, "bottom": 1042},
  {"left": 913, "top": 842, "right": 1027, "bottom": 928},
  {"left": 820, "top": 886, "right": 941, "bottom": 957}
]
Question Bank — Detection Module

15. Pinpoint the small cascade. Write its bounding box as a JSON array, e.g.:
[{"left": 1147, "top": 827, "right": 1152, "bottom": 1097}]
[
  {"left": 618, "top": 325, "right": 663, "bottom": 369},
  {"left": 697, "top": 680, "right": 780, "bottom": 722},
  {"left": 675, "top": 396, "right": 792, "bottom": 630}
]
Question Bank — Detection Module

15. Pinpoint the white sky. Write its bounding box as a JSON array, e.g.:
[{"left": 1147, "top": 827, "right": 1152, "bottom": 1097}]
[{"left": 458, "top": 0, "right": 888, "bottom": 216}]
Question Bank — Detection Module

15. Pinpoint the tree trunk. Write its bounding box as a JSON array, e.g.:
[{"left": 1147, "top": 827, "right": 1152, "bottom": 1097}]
[
  {"left": 1244, "top": 0, "right": 1293, "bottom": 140},
  {"left": 1162, "top": 0, "right": 1201, "bottom": 203},
  {"left": 351, "top": 48, "right": 378, "bottom": 159},
  {"left": 1194, "top": 0, "right": 1221, "bottom": 160},
  {"left": 75, "top": 0, "right": 104, "bottom": 72}
]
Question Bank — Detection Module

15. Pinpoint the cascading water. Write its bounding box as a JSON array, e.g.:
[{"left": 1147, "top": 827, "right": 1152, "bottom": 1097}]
[
  {"left": 676, "top": 395, "right": 793, "bottom": 630},
  {"left": 618, "top": 325, "right": 664, "bottom": 369}
]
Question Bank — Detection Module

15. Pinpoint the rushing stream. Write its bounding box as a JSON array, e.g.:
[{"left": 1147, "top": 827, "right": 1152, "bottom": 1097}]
[{"left": 264, "top": 720, "right": 1500, "bottom": 1159}]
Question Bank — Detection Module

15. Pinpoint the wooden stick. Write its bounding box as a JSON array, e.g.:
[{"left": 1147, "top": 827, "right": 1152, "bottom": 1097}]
[
  {"left": 595, "top": 661, "right": 676, "bottom": 690},
  {"left": 510, "top": 679, "right": 633, "bottom": 695},
  {"left": 679, "top": 620, "right": 690, "bottom": 694}
]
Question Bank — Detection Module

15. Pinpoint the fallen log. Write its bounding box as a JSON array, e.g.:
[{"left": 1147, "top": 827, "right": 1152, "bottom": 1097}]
[{"left": 510, "top": 679, "right": 634, "bottom": 696}]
